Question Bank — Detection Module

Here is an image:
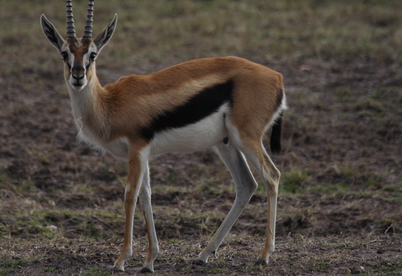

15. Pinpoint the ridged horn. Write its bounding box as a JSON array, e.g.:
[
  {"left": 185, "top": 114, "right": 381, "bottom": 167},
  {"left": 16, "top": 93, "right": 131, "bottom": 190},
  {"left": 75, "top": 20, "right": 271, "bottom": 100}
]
[
  {"left": 83, "top": 0, "right": 94, "bottom": 38},
  {"left": 66, "top": 0, "right": 76, "bottom": 38}
]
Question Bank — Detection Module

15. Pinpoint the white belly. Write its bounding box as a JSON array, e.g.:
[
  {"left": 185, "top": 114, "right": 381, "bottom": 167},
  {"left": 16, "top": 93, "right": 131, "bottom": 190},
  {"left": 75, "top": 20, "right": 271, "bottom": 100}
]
[{"left": 150, "top": 104, "right": 229, "bottom": 155}]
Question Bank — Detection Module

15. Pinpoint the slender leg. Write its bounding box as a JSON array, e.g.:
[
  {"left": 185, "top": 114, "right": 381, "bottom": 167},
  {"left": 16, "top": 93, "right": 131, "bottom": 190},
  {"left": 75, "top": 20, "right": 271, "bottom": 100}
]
[
  {"left": 114, "top": 146, "right": 149, "bottom": 271},
  {"left": 240, "top": 142, "right": 280, "bottom": 265},
  {"left": 138, "top": 162, "right": 159, "bottom": 273},
  {"left": 196, "top": 141, "right": 258, "bottom": 264}
]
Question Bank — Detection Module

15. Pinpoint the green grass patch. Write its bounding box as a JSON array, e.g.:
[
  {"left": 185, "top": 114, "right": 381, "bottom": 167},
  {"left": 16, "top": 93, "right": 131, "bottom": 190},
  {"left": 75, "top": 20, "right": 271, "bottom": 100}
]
[
  {"left": 0, "top": 169, "right": 36, "bottom": 194},
  {"left": 244, "top": 264, "right": 265, "bottom": 274},
  {"left": 1, "top": 259, "right": 26, "bottom": 269},
  {"left": 327, "top": 242, "right": 351, "bottom": 249},
  {"left": 378, "top": 259, "right": 402, "bottom": 274},
  {"left": 355, "top": 98, "right": 385, "bottom": 113},
  {"left": 340, "top": 166, "right": 358, "bottom": 180},
  {"left": 205, "top": 267, "right": 230, "bottom": 274},
  {"left": 280, "top": 169, "right": 308, "bottom": 195},
  {"left": 41, "top": 267, "right": 57, "bottom": 272},
  {"left": 361, "top": 173, "right": 384, "bottom": 189},
  {"left": 0, "top": 170, "right": 9, "bottom": 190},
  {"left": 0, "top": 269, "right": 11, "bottom": 276},
  {"left": 1, "top": 259, "right": 25, "bottom": 275},
  {"left": 167, "top": 238, "right": 181, "bottom": 245},
  {"left": 334, "top": 87, "right": 354, "bottom": 102},
  {"left": 314, "top": 260, "right": 330, "bottom": 270},
  {"left": 6, "top": 208, "right": 125, "bottom": 240},
  {"left": 83, "top": 267, "right": 110, "bottom": 276},
  {"left": 313, "top": 182, "right": 350, "bottom": 196}
]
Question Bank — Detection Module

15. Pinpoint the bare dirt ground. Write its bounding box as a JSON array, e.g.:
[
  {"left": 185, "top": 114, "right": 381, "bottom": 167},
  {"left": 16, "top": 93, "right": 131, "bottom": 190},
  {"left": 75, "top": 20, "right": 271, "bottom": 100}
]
[
  {"left": 1, "top": 1, "right": 402, "bottom": 275},
  {"left": 1, "top": 58, "right": 401, "bottom": 275}
]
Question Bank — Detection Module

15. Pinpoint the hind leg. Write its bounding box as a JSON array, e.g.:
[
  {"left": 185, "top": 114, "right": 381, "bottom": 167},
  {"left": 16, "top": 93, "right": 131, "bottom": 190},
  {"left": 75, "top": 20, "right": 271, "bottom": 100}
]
[
  {"left": 226, "top": 116, "right": 281, "bottom": 264},
  {"left": 196, "top": 140, "right": 258, "bottom": 264},
  {"left": 240, "top": 139, "right": 280, "bottom": 264},
  {"left": 138, "top": 163, "right": 159, "bottom": 273}
]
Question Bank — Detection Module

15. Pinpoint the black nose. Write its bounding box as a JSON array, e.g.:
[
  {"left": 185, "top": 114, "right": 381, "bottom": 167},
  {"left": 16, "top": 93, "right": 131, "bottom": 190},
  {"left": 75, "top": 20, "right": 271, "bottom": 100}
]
[{"left": 72, "top": 61, "right": 85, "bottom": 79}]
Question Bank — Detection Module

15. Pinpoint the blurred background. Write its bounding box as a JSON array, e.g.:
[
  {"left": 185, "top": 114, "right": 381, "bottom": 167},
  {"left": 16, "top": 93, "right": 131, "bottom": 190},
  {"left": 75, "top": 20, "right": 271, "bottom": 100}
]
[{"left": 0, "top": 1, "right": 401, "bottom": 275}]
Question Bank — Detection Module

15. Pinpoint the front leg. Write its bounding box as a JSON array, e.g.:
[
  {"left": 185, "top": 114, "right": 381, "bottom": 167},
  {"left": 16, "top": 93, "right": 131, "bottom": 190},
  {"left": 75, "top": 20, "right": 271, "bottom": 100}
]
[{"left": 114, "top": 144, "right": 149, "bottom": 271}]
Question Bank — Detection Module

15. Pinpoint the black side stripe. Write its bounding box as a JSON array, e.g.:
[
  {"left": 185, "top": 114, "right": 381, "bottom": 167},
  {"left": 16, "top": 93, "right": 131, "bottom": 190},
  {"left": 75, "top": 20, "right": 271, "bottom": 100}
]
[{"left": 141, "top": 80, "right": 234, "bottom": 141}]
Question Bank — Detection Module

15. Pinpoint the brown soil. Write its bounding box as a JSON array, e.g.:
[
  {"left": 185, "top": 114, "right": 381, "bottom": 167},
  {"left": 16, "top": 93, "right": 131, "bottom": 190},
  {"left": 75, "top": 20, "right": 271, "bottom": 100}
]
[{"left": 1, "top": 58, "right": 402, "bottom": 275}]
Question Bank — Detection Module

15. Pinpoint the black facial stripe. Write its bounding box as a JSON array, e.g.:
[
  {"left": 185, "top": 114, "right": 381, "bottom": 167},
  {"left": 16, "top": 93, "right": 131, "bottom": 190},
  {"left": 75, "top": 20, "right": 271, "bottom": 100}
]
[{"left": 141, "top": 80, "right": 234, "bottom": 141}]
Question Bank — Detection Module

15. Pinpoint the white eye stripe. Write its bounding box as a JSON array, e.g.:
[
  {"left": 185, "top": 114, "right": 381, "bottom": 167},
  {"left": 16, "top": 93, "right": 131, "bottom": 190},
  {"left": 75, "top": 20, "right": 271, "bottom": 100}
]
[
  {"left": 83, "top": 52, "right": 91, "bottom": 67},
  {"left": 69, "top": 54, "right": 74, "bottom": 65},
  {"left": 61, "top": 48, "right": 73, "bottom": 63},
  {"left": 84, "top": 44, "right": 98, "bottom": 66}
]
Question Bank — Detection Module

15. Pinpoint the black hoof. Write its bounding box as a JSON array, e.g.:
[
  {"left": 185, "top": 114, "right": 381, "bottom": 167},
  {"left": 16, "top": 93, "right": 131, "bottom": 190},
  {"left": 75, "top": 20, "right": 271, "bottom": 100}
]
[
  {"left": 255, "top": 259, "right": 268, "bottom": 266},
  {"left": 140, "top": 267, "right": 153, "bottom": 273},
  {"left": 113, "top": 266, "right": 124, "bottom": 272},
  {"left": 193, "top": 259, "right": 206, "bottom": 266}
]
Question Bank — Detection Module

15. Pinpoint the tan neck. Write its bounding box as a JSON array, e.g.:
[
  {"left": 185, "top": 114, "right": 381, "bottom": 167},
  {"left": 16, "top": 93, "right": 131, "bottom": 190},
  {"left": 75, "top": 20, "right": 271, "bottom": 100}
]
[{"left": 67, "top": 69, "right": 112, "bottom": 142}]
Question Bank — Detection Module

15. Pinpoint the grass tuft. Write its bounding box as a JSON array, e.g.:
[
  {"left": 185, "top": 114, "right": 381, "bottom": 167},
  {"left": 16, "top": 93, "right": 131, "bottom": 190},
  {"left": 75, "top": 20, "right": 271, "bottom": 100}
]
[
  {"left": 280, "top": 169, "right": 308, "bottom": 195},
  {"left": 355, "top": 98, "right": 385, "bottom": 113}
]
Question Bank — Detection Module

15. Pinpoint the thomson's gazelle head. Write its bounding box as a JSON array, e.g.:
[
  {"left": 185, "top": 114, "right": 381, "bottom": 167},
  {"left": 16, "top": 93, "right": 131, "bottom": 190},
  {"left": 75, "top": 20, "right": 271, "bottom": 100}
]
[{"left": 40, "top": 0, "right": 117, "bottom": 91}]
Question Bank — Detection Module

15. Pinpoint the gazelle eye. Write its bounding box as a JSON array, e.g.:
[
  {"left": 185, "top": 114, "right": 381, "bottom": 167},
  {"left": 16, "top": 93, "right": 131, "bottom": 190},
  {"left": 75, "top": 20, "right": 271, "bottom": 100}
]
[
  {"left": 61, "top": 51, "right": 68, "bottom": 61},
  {"left": 90, "top": 52, "right": 97, "bottom": 61}
]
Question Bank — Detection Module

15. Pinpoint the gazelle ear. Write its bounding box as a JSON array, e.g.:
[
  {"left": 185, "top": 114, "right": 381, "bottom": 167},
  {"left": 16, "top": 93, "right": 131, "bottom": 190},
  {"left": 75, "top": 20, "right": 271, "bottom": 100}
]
[
  {"left": 93, "top": 14, "right": 118, "bottom": 53},
  {"left": 40, "top": 14, "right": 65, "bottom": 52}
]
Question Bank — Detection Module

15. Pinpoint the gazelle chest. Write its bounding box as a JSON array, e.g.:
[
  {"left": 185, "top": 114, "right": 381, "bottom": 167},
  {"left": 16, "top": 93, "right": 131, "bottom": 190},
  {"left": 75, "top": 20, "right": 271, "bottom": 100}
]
[{"left": 77, "top": 121, "right": 129, "bottom": 159}]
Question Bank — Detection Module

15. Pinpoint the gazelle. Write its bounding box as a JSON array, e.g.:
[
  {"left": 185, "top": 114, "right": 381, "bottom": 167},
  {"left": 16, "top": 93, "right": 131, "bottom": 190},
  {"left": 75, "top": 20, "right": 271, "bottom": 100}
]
[{"left": 40, "top": 0, "right": 287, "bottom": 273}]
